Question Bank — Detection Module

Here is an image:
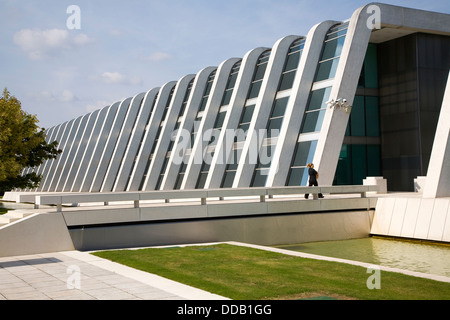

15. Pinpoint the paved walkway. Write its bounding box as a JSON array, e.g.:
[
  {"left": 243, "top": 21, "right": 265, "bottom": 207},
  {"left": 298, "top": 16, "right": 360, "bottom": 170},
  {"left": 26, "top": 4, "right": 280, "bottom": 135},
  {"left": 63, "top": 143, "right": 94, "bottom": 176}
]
[{"left": 0, "top": 250, "right": 227, "bottom": 300}]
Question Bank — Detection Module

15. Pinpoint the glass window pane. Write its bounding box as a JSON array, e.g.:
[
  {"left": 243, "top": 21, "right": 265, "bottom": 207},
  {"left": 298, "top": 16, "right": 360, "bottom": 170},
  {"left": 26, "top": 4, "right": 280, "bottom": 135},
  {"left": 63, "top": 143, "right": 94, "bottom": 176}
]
[
  {"left": 315, "top": 58, "right": 340, "bottom": 82},
  {"left": 287, "top": 167, "right": 308, "bottom": 186},
  {"left": 367, "top": 145, "right": 381, "bottom": 177},
  {"left": 302, "top": 110, "right": 325, "bottom": 133},
  {"left": 248, "top": 81, "right": 262, "bottom": 99},
  {"left": 267, "top": 118, "right": 283, "bottom": 137},
  {"left": 302, "top": 112, "right": 319, "bottom": 133},
  {"left": 252, "top": 169, "right": 269, "bottom": 187},
  {"left": 351, "top": 145, "right": 367, "bottom": 185},
  {"left": 321, "top": 36, "right": 346, "bottom": 61},
  {"left": 279, "top": 71, "right": 296, "bottom": 91},
  {"left": 227, "top": 72, "right": 238, "bottom": 89},
  {"left": 222, "top": 171, "right": 236, "bottom": 188},
  {"left": 365, "top": 97, "right": 380, "bottom": 136},
  {"left": 254, "top": 63, "right": 267, "bottom": 81},
  {"left": 226, "top": 148, "right": 240, "bottom": 170},
  {"left": 284, "top": 51, "right": 300, "bottom": 72},
  {"left": 238, "top": 123, "right": 250, "bottom": 135},
  {"left": 222, "top": 90, "right": 233, "bottom": 106},
  {"left": 292, "top": 140, "right": 317, "bottom": 167},
  {"left": 196, "top": 172, "right": 208, "bottom": 189},
  {"left": 272, "top": 97, "right": 289, "bottom": 117},
  {"left": 174, "top": 173, "right": 184, "bottom": 189},
  {"left": 307, "top": 87, "right": 332, "bottom": 111},
  {"left": 214, "top": 111, "right": 226, "bottom": 128},
  {"left": 257, "top": 145, "right": 273, "bottom": 168},
  {"left": 350, "top": 96, "right": 365, "bottom": 136},
  {"left": 241, "top": 104, "right": 255, "bottom": 123},
  {"left": 334, "top": 144, "right": 352, "bottom": 185}
]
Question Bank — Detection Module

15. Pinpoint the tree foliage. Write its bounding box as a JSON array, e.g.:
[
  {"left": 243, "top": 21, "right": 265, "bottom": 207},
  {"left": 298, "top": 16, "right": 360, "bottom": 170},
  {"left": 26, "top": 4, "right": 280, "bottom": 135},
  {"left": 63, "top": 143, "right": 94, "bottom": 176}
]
[{"left": 0, "top": 88, "right": 61, "bottom": 194}]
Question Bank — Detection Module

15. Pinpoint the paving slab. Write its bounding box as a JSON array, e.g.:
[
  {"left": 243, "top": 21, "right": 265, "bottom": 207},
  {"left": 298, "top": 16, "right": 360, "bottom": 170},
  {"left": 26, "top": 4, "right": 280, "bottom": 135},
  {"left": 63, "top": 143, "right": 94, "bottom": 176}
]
[{"left": 0, "top": 250, "right": 228, "bottom": 300}]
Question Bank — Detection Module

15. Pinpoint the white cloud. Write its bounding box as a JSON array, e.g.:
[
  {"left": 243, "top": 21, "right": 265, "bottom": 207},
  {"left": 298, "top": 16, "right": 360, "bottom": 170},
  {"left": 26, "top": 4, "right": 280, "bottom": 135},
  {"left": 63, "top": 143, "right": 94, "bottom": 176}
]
[
  {"left": 32, "top": 89, "right": 77, "bottom": 102},
  {"left": 13, "top": 28, "right": 95, "bottom": 60},
  {"left": 144, "top": 51, "right": 173, "bottom": 62},
  {"left": 98, "top": 72, "right": 142, "bottom": 86}
]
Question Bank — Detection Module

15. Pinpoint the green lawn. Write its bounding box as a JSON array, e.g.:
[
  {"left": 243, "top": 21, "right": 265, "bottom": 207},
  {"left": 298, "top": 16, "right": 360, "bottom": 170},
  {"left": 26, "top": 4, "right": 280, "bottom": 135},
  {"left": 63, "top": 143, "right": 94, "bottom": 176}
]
[
  {"left": 93, "top": 243, "right": 450, "bottom": 300},
  {"left": 0, "top": 208, "right": 7, "bottom": 215}
]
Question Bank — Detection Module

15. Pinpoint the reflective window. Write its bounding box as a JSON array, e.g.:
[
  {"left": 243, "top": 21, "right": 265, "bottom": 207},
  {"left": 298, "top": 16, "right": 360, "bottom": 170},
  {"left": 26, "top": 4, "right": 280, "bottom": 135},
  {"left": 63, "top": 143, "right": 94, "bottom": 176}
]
[
  {"left": 301, "top": 87, "right": 331, "bottom": 133},
  {"left": 196, "top": 62, "right": 241, "bottom": 189},
  {"left": 248, "top": 50, "right": 271, "bottom": 99},
  {"left": 314, "top": 23, "right": 348, "bottom": 82},
  {"left": 279, "top": 38, "right": 305, "bottom": 91},
  {"left": 286, "top": 140, "right": 317, "bottom": 186}
]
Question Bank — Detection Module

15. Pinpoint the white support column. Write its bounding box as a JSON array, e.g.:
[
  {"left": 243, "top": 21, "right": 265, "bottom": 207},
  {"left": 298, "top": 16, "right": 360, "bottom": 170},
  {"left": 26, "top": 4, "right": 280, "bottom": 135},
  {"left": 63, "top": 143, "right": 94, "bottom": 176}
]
[
  {"left": 234, "top": 35, "right": 299, "bottom": 188},
  {"left": 127, "top": 82, "right": 177, "bottom": 191},
  {"left": 204, "top": 47, "right": 268, "bottom": 189},
  {"left": 182, "top": 58, "right": 240, "bottom": 189},
  {"left": 39, "top": 122, "right": 67, "bottom": 191},
  {"left": 90, "top": 97, "right": 133, "bottom": 192},
  {"left": 64, "top": 110, "right": 99, "bottom": 192},
  {"left": 100, "top": 92, "right": 146, "bottom": 192},
  {"left": 54, "top": 115, "right": 87, "bottom": 191},
  {"left": 71, "top": 107, "right": 107, "bottom": 192},
  {"left": 266, "top": 21, "right": 338, "bottom": 187},
  {"left": 112, "top": 88, "right": 159, "bottom": 192},
  {"left": 142, "top": 74, "right": 196, "bottom": 191},
  {"left": 41, "top": 120, "right": 71, "bottom": 192},
  {"left": 34, "top": 125, "right": 58, "bottom": 191},
  {"left": 79, "top": 101, "right": 121, "bottom": 192},
  {"left": 161, "top": 67, "right": 217, "bottom": 190},
  {"left": 49, "top": 117, "right": 81, "bottom": 192},
  {"left": 312, "top": 7, "right": 373, "bottom": 186},
  {"left": 423, "top": 71, "right": 450, "bottom": 198}
]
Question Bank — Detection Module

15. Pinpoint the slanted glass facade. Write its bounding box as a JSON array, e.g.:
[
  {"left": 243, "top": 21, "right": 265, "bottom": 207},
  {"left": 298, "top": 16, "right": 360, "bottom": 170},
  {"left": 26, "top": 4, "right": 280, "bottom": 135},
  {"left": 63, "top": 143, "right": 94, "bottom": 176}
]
[
  {"left": 334, "top": 43, "right": 382, "bottom": 185},
  {"left": 251, "top": 38, "right": 304, "bottom": 187},
  {"left": 21, "top": 6, "right": 450, "bottom": 194},
  {"left": 221, "top": 50, "right": 271, "bottom": 188},
  {"left": 287, "top": 23, "right": 349, "bottom": 186}
]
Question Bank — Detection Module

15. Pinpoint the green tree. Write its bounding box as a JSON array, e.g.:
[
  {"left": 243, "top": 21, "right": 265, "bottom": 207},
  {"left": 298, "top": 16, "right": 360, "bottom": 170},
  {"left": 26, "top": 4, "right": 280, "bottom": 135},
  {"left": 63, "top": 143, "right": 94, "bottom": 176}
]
[{"left": 0, "top": 88, "right": 61, "bottom": 195}]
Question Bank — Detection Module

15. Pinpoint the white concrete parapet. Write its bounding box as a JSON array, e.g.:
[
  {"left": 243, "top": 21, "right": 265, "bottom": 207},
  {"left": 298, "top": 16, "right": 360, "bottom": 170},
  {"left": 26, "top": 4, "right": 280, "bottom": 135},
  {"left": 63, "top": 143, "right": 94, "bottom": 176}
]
[
  {"left": 363, "top": 177, "right": 387, "bottom": 194},
  {"left": 414, "top": 176, "right": 427, "bottom": 193},
  {"left": 27, "top": 185, "right": 379, "bottom": 213}
]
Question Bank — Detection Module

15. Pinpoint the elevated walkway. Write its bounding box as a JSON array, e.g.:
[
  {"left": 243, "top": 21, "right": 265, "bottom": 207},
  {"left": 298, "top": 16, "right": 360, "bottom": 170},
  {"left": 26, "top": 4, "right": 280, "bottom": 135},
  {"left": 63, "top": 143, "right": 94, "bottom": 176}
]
[{"left": 1, "top": 186, "right": 377, "bottom": 256}]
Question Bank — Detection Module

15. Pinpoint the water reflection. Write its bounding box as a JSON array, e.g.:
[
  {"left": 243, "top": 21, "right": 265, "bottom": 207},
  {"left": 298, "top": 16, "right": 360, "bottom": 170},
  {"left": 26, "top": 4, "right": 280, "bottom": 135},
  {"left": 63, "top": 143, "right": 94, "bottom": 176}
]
[{"left": 276, "top": 237, "right": 450, "bottom": 278}]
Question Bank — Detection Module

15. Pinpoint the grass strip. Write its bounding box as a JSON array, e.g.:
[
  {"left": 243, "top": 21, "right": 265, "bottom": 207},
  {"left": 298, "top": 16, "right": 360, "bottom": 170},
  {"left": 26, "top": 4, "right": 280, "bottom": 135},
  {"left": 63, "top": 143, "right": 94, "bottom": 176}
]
[{"left": 93, "top": 243, "right": 450, "bottom": 300}]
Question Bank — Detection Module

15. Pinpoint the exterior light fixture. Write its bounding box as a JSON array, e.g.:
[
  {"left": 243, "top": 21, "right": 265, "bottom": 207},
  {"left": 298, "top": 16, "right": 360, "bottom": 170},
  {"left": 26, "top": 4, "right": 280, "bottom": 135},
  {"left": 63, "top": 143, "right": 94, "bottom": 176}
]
[{"left": 326, "top": 98, "right": 352, "bottom": 113}]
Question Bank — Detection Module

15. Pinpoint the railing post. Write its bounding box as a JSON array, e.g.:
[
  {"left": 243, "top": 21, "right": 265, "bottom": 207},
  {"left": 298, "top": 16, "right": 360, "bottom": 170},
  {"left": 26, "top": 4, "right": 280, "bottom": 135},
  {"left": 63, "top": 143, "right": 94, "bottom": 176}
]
[
  {"left": 34, "top": 196, "right": 40, "bottom": 209},
  {"left": 201, "top": 197, "right": 207, "bottom": 205},
  {"left": 134, "top": 200, "right": 140, "bottom": 208}
]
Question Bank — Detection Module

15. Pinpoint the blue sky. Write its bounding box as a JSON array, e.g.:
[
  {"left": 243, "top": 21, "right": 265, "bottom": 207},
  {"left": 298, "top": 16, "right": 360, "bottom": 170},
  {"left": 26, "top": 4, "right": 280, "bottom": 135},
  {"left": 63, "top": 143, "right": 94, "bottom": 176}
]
[{"left": 1, "top": 0, "right": 449, "bottom": 129}]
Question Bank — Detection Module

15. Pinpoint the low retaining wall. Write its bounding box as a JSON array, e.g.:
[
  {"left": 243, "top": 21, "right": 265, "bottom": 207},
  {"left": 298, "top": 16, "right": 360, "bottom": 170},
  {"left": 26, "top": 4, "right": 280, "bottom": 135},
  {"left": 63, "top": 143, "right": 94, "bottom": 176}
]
[
  {"left": 0, "top": 212, "right": 75, "bottom": 257},
  {"left": 69, "top": 210, "right": 375, "bottom": 251},
  {"left": 370, "top": 196, "right": 450, "bottom": 243}
]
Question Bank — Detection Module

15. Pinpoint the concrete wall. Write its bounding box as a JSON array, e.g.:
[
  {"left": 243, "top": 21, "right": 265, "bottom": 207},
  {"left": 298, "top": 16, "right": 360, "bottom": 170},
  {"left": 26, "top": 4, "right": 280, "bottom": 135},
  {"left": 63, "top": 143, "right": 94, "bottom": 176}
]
[
  {"left": 0, "top": 212, "right": 75, "bottom": 257},
  {"left": 371, "top": 196, "right": 450, "bottom": 242},
  {"left": 69, "top": 210, "right": 375, "bottom": 251}
]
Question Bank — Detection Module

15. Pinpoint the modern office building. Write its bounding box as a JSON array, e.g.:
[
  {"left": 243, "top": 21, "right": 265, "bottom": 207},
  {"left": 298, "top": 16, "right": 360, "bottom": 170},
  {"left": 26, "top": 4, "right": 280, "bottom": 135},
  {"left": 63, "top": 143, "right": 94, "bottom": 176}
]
[{"left": 21, "top": 3, "right": 450, "bottom": 194}]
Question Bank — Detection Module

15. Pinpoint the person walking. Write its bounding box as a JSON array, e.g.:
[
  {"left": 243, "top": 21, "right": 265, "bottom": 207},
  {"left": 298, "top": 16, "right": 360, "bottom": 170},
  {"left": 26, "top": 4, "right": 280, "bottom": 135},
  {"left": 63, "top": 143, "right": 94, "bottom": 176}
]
[{"left": 304, "top": 163, "right": 324, "bottom": 199}]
